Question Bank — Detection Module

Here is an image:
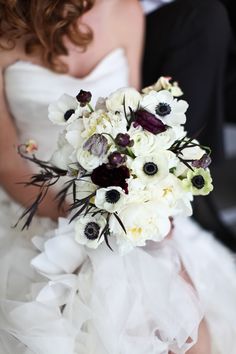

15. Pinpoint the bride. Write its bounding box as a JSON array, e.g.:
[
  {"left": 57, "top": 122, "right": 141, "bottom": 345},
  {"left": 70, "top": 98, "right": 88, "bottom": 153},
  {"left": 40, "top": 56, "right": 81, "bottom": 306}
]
[{"left": 0, "top": 1, "right": 236, "bottom": 353}]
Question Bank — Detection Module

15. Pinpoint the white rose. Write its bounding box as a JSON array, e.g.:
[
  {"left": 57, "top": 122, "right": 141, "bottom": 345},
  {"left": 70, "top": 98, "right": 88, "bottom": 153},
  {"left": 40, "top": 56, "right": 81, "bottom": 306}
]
[{"left": 106, "top": 87, "right": 141, "bottom": 113}]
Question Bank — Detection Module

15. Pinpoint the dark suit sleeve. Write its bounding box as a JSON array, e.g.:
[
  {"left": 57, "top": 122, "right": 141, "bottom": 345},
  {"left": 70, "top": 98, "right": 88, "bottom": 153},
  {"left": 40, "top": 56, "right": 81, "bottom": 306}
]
[{"left": 142, "top": 0, "right": 232, "bottom": 162}]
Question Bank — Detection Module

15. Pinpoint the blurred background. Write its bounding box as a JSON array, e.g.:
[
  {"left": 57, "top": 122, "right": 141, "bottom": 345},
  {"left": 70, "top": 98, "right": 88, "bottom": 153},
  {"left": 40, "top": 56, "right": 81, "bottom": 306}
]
[
  {"left": 214, "top": 0, "right": 236, "bottom": 234},
  {"left": 142, "top": 0, "right": 236, "bottom": 248}
]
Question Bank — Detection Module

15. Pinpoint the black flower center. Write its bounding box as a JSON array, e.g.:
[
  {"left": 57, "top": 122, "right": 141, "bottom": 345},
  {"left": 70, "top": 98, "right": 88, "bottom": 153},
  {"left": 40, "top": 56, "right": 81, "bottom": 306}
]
[
  {"left": 143, "top": 162, "right": 158, "bottom": 176},
  {"left": 155, "top": 103, "right": 171, "bottom": 117},
  {"left": 64, "top": 109, "right": 75, "bottom": 121},
  {"left": 105, "top": 189, "right": 121, "bottom": 204},
  {"left": 191, "top": 175, "right": 205, "bottom": 189},
  {"left": 84, "top": 222, "right": 100, "bottom": 240}
]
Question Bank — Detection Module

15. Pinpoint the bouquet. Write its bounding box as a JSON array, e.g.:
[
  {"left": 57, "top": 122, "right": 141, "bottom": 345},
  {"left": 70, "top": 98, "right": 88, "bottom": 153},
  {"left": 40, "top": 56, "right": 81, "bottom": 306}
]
[{"left": 19, "top": 77, "right": 213, "bottom": 254}]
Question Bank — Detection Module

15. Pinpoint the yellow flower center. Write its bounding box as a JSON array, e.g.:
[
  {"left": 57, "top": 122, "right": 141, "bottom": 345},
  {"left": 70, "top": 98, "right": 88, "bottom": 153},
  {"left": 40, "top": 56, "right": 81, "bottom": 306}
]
[
  {"left": 128, "top": 226, "right": 143, "bottom": 239},
  {"left": 162, "top": 187, "right": 173, "bottom": 197}
]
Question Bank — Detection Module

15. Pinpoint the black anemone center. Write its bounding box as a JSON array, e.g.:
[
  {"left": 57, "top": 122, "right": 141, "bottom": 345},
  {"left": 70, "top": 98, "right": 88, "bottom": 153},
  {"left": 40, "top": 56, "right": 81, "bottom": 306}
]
[
  {"left": 155, "top": 103, "right": 171, "bottom": 117},
  {"left": 191, "top": 175, "right": 205, "bottom": 189},
  {"left": 84, "top": 222, "right": 100, "bottom": 240},
  {"left": 143, "top": 162, "right": 158, "bottom": 176},
  {"left": 64, "top": 109, "right": 75, "bottom": 121},
  {"left": 105, "top": 189, "right": 121, "bottom": 204}
]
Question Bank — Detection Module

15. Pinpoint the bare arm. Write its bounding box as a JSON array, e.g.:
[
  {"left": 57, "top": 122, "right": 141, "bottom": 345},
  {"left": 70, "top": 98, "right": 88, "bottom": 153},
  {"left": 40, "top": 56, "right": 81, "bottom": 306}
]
[
  {"left": 116, "top": 0, "right": 145, "bottom": 90},
  {"left": 0, "top": 56, "right": 66, "bottom": 221}
]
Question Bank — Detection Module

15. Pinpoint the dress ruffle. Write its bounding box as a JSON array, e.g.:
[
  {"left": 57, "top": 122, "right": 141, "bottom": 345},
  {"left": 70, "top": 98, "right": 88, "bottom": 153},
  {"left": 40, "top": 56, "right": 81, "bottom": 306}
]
[{"left": 0, "top": 201, "right": 236, "bottom": 353}]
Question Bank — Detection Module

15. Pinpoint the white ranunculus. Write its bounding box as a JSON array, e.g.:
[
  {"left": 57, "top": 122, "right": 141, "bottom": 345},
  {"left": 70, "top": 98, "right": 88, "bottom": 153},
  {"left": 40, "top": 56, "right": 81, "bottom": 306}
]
[
  {"left": 82, "top": 110, "right": 127, "bottom": 139},
  {"left": 130, "top": 154, "right": 169, "bottom": 185},
  {"left": 130, "top": 128, "right": 160, "bottom": 156},
  {"left": 94, "top": 186, "right": 126, "bottom": 213},
  {"left": 75, "top": 214, "right": 107, "bottom": 249},
  {"left": 109, "top": 202, "right": 171, "bottom": 254},
  {"left": 77, "top": 148, "right": 106, "bottom": 172},
  {"left": 106, "top": 87, "right": 141, "bottom": 114},
  {"left": 48, "top": 94, "right": 81, "bottom": 126},
  {"left": 141, "top": 90, "right": 188, "bottom": 127}
]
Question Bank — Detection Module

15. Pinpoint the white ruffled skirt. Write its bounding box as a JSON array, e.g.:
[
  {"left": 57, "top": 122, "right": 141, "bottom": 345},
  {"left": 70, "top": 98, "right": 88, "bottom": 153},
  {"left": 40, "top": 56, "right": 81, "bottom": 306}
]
[{"left": 0, "top": 188, "right": 236, "bottom": 354}]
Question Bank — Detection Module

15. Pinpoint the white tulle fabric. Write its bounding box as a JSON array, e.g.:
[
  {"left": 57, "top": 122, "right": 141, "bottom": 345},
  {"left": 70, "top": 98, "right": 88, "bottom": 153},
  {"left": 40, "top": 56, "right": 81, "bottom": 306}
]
[{"left": 0, "top": 48, "right": 236, "bottom": 354}]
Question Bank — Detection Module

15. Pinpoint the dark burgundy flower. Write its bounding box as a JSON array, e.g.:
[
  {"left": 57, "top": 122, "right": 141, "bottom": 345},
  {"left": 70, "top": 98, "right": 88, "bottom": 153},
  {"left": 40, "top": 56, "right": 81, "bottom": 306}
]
[
  {"left": 133, "top": 110, "right": 166, "bottom": 135},
  {"left": 192, "top": 154, "right": 212, "bottom": 169},
  {"left": 115, "top": 133, "right": 134, "bottom": 147},
  {"left": 108, "top": 152, "right": 127, "bottom": 166},
  {"left": 76, "top": 90, "right": 92, "bottom": 107},
  {"left": 91, "top": 164, "right": 130, "bottom": 193}
]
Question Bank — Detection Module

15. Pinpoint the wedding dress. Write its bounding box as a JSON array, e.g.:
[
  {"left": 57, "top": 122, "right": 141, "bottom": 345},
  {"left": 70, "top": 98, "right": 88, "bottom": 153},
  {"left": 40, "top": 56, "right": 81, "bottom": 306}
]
[{"left": 0, "top": 48, "right": 236, "bottom": 354}]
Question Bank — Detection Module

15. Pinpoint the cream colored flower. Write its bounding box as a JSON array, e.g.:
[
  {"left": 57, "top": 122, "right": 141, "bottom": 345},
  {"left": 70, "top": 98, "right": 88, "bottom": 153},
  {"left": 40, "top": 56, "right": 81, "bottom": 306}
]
[{"left": 106, "top": 87, "right": 141, "bottom": 113}]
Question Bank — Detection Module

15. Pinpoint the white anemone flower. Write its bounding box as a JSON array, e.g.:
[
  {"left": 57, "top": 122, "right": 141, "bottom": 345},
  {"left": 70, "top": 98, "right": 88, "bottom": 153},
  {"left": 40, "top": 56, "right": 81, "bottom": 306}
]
[
  {"left": 75, "top": 214, "right": 107, "bottom": 249},
  {"left": 106, "top": 87, "right": 141, "bottom": 114},
  {"left": 95, "top": 186, "right": 126, "bottom": 213},
  {"left": 131, "top": 154, "right": 169, "bottom": 185},
  {"left": 48, "top": 94, "right": 80, "bottom": 126},
  {"left": 141, "top": 90, "right": 188, "bottom": 127}
]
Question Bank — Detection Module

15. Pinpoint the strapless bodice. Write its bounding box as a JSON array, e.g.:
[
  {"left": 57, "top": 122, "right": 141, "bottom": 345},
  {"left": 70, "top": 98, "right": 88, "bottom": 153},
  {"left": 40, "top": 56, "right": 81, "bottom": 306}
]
[{"left": 4, "top": 48, "right": 129, "bottom": 160}]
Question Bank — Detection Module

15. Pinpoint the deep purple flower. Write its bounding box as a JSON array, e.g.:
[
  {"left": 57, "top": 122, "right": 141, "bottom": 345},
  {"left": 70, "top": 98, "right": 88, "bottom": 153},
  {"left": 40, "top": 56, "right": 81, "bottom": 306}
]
[
  {"left": 76, "top": 90, "right": 92, "bottom": 107},
  {"left": 192, "top": 154, "right": 212, "bottom": 169},
  {"left": 83, "top": 134, "right": 108, "bottom": 157},
  {"left": 108, "top": 152, "right": 127, "bottom": 166},
  {"left": 115, "top": 133, "right": 134, "bottom": 147},
  {"left": 91, "top": 164, "right": 130, "bottom": 193},
  {"left": 133, "top": 110, "right": 166, "bottom": 135}
]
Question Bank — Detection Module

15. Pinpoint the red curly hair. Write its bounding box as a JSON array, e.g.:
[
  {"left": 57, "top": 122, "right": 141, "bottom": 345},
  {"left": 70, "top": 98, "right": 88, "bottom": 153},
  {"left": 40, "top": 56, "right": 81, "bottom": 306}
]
[{"left": 0, "top": 0, "right": 95, "bottom": 72}]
